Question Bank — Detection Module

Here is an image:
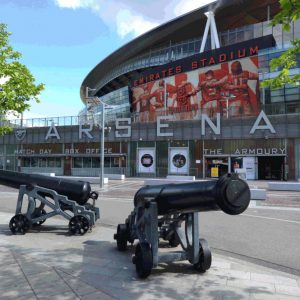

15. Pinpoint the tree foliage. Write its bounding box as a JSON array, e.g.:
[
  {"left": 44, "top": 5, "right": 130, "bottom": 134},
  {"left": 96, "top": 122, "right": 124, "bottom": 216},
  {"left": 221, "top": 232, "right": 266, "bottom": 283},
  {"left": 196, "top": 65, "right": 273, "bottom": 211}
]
[
  {"left": 0, "top": 23, "right": 44, "bottom": 135},
  {"left": 261, "top": 0, "right": 300, "bottom": 89}
]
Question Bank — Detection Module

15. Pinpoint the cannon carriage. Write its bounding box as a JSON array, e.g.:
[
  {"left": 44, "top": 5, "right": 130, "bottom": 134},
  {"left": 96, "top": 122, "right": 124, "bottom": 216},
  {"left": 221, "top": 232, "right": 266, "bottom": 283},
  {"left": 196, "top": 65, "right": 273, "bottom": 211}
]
[
  {"left": 114, "top": 173, "right": 250, "bottom": 278},
  {"left": 0, "top": 170, "right": 100, "bottom": 235}
]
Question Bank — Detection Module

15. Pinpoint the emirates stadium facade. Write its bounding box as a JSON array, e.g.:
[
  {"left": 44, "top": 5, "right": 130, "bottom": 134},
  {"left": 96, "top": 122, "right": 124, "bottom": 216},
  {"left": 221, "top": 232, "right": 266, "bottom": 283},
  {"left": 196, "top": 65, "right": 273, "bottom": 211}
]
[{"left": 1, "top": 0, "right": 300, "bottom": 180}]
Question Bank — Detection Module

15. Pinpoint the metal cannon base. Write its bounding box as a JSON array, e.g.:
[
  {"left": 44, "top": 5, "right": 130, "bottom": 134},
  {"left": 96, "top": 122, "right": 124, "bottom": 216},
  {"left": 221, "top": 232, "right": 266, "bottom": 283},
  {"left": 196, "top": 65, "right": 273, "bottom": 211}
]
[
  {"left": 9, "top": 185, "right": 100, "bottom": 235},
  {"left": 114, "top": 201, "right": 211, "bottom": 279}
]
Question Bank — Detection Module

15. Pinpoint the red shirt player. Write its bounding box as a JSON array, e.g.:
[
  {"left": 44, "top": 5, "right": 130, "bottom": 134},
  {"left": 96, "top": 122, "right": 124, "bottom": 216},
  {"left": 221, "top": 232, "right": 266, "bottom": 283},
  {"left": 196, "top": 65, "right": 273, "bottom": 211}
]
[
  {"left": 225, "top": 60, "right": 259, "bottom": 116},
  {"left": 166, "top": 75, "right": 196, "bottom": 113},
  {"left": 197, "top": 70, "right": 226, "bottom": 117},
  {"left": 149, "top": 80, "right": 165, "bottom": 110},
  {"left": 131, "top": 85, "right": 152, "bottom": 122}
]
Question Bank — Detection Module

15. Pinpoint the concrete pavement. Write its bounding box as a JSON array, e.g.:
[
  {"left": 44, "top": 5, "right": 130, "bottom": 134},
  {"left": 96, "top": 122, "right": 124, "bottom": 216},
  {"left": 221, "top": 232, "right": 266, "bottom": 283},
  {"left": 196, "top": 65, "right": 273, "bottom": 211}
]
[{"left": 0, "top": 211, "right": 300, "bottom": 300}]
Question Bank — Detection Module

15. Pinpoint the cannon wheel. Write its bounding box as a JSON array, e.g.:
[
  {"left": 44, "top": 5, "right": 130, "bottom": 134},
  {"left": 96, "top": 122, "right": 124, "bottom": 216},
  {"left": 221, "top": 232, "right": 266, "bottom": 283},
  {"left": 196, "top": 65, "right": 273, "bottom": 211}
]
[
  {"left": 9, "top": 214, "right": 30, "bottom": 235},
  {"left": 32, "top": 209, "right": 47, "bottom": 226},
  {"left": 115, "top": 224, "right": 128, "bottom": 251},
  {"left": 133, "top": 242, "right": 153, "bottom": 279},
  {"left": 169, "top": 232, "right": 180, "bottom": 247},
  {"left": 69, "top": 215, "right": 90, "bottom": 235},
  {"left": 194, "top": 239, "right": 212, "bottom": 273}
]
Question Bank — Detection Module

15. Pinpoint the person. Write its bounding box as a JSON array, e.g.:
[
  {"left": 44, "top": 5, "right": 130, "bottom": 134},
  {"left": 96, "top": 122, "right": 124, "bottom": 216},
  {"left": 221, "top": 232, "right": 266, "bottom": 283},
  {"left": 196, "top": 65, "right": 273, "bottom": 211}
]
[
  {"left": 196, "top": 70, "right": 227, "bottom": 117},
  {"left": 166, "top": 76, "right": 197, "bottom": 120},
  {"left": 148, "top": 80, "right": 165, "bottom": 120},
  {"left": 233, "top": 161, "right": 240, "bottom": 170},
  {"left": 224, "top": 60, "right": 259, "bottom": 117},
  {"left": 131, "top": 85, "right": 151, "bottom": 122}
]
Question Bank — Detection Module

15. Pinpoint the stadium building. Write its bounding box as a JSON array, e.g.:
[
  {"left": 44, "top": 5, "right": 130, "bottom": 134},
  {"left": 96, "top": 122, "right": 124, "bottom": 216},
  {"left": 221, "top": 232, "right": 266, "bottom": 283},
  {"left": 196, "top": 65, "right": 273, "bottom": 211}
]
[{"left": 1, "top": 0, "right": 300, "bottom": 180}]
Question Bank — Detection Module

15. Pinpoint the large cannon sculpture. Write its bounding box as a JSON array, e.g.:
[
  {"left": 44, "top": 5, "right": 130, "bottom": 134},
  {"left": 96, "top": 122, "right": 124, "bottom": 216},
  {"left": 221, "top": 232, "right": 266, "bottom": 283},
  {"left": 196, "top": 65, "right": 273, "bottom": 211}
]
[
  {"left": 0, "top": 170, "right": 100, "bottom": 235},
  {"left": 114, "top": 173, "right": 250, "bottom": 278}
]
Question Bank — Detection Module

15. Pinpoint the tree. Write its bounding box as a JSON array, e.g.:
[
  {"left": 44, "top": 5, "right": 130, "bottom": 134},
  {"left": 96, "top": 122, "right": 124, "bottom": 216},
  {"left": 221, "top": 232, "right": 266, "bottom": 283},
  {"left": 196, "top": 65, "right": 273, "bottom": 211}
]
[
  {"left": 261, "top": 0, "right": 300, "bottom": 89},
  {"left": 0, "top": 23, "right": 44, "bottom": 135}
]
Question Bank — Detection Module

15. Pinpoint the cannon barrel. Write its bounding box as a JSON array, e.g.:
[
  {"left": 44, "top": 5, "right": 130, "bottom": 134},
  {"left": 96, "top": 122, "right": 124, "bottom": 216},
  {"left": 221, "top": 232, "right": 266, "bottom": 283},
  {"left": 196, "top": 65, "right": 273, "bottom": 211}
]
[
  {"left": 134, "top": 173, "right": 250, "bottom": 215},
  {"left": 0, "top": 170, "right": 91, "bottom": 205}
]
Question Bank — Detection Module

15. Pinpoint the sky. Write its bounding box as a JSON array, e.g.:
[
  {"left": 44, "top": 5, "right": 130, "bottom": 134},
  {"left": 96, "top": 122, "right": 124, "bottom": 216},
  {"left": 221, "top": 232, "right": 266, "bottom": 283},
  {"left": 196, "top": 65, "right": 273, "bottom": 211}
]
[{"left": 0, "top": 0, "right": 215, "bottom": 119}]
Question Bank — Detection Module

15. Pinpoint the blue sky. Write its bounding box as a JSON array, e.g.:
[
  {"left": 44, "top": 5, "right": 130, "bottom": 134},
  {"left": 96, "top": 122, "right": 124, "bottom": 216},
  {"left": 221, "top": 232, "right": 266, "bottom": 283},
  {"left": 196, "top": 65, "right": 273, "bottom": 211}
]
[{"left": 0, "top": 0, "right": 214, "bottom": 119}]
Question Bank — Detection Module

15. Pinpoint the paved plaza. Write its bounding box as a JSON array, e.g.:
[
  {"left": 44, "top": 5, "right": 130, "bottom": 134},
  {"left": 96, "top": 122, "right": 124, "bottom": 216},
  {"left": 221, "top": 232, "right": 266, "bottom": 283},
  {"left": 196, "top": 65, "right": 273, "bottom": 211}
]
[{"left": 0, "top": 179, "right": 300, "bottom": 299}]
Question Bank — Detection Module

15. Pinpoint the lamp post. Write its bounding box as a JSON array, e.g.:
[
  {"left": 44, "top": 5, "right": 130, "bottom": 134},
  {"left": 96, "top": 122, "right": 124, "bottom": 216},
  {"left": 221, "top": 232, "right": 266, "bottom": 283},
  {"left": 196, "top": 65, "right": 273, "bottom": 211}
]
[
  {"left": 97, "top": 99, "right": 117, "bottom": 189},
  {"left": 85, "top": 87, "right": 117, "bottom": 189},
  {"left": 100, "top": 100, "right": 105, "bottom": 189},
  {"left": 85, "top": 87, "right": 105, "bottom": 188}
]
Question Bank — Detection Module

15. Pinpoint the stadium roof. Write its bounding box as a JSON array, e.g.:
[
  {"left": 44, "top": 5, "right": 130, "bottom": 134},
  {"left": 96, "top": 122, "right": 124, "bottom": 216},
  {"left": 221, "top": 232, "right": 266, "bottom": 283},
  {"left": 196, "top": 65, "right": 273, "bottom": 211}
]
[{"left": 80, "top": 0, "right": 280, "bottom": 102}]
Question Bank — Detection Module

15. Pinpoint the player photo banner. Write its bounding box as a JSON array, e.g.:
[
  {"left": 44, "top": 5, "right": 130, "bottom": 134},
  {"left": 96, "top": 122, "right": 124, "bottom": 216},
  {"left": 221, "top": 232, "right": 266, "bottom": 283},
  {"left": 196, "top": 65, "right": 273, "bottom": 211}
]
[
  {"left": 138, "top": 148, "right": 156, "bottom": 173},
  {"left": 169, "top": 148, "right": 189, "bottom": 174},
  {"left": 132, "top": 56, "right": 259, "bottom": 121},
  {"left": 130, "top": 36, "right": 276, "bottom": 123}
]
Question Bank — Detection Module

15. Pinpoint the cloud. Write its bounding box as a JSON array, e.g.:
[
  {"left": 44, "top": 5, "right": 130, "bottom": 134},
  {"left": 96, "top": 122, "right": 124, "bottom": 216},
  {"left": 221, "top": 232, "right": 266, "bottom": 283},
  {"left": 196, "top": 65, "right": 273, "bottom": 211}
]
[
  {"left": 54, "top": 0, "right": 214, "bottom": 38},
  {"left": 116, "top": 9, "right": 159, "bottom": 38},
  {"left": 54, "top": 0, "right": 93, "bottom": 9}
]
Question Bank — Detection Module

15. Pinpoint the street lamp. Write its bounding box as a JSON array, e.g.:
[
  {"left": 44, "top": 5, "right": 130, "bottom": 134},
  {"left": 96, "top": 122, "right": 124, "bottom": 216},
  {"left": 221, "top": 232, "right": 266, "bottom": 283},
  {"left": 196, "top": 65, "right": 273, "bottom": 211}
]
[
  {"left": 86, "top": 88, "right": 117, "bottom": 189},
  {"left": 96, "top": 99, "right": 118, "bottom": 189}
]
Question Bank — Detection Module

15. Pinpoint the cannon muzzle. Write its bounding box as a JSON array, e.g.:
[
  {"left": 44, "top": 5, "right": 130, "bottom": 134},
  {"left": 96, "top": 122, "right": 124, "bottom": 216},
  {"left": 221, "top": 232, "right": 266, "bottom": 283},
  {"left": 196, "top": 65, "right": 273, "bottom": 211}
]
[
  {"left": 134, "top": 173, "right": 250, "bottom": 215},
  {"left": 0, "top": 170, "right": 92, "bottom": 205}
]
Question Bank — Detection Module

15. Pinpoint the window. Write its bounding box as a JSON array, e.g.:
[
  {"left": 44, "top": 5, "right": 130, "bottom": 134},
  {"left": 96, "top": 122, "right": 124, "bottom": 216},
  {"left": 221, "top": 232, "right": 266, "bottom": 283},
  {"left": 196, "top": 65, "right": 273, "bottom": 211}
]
[
  {"left": 73, "top": 157, "right": 82, "bottom": 168},
  {"left": 83, "top": 157, "right": 91, "bottom": 168},
  {"left": 92, "top": 157, "right": 100, "bottom": 168}
]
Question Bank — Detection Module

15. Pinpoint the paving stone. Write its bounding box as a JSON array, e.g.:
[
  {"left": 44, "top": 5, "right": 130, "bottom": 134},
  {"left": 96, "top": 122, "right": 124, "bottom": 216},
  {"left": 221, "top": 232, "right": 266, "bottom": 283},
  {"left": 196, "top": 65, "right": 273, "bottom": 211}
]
[
  {"left": 251, "top": 293, "right": 300, "bottom": 300},
  {"left": 210, "top": 260, "right": 231, "bottom": 269},
  {"left": 17, "top": 261, "right": 52, "bottom": 276},
  {"left": 191, "top": 285, "right": 251, "bottom": 300},
  {"left": 227, "top": 278, "right": 276, "bottom": 293},
  {"left": 0, "top": 270, "right": 24, "bottom": 281},
  {"left": 81, "top": 290, "right": 117, "bottom": 300},
  {"left": 33, "top": 281, "right": 72, "bottom": 297},
  {"left": 27, "top": 270, "right": 62, "bottom": 287},
  {"left": 251, "top": 273, "right": 298, "bottom": 286},
  {"left": 275, "top": 284, "right": 300, "bottom": 297},
  {"left": 209, "top": 268, "right": 251, "bottom": 280},
  {"left": 0, "top": 276, "right": 28, "bottom": 289},
  {"left": 0, "top": 284, "right": 35, "bottom": 299},
  {"left": 38, "top": 291, "right": 80, "bottom": 300},
  {"left": 62, "top": 277, "right": 99, "bottom": 296}
]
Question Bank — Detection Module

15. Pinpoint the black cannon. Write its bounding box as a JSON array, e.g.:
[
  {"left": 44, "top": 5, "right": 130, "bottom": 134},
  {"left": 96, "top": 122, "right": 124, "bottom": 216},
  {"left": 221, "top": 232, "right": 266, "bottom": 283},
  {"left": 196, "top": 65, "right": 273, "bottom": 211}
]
[
  {"left": 114, "top": 173, "right": 250, "bottom": 278},
  {"left": 0, "top": 170, "right": 100, "bottom": 235}
]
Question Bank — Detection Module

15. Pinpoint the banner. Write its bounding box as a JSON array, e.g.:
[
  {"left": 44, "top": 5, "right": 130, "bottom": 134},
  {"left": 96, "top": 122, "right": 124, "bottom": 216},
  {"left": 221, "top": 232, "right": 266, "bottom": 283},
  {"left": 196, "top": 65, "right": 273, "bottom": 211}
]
[
  {"left": 138, "top": 148, "right": 155, "bottom": 173},
  {"left": 132, "top": 57, "right": 260, "bottom": 122},
  {"left": 243, "top": 156, "right": 256, "bottom": 180},
  {"left": 169, "top": 147, "right": 189, "bottom": 174}
]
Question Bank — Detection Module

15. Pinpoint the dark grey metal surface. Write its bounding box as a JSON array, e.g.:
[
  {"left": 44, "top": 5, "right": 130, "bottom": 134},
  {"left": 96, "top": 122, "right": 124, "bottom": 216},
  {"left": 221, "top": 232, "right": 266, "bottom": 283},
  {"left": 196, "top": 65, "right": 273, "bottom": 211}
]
[
  {"left": 134, "top": 173, "right": 250, "bottom": 215},
  {"left": 0, "top": 170, "right": 91, "bottom": 205}
]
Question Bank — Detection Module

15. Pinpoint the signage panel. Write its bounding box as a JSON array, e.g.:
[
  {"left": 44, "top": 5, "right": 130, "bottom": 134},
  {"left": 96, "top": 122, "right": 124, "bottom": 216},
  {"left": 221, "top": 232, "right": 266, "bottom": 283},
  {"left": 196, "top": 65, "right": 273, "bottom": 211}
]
[
  {"left": 137, "top": 148, "right": 156, "bottom": 173},
  {"left": 130, "top": 36, "right": 275, "bottom": 123},
  {"left": 169, "top": 147, "right": 189, "bottom": 174},
  {"left": 243, "top": 156, "right": 256, "bottom": 180}
]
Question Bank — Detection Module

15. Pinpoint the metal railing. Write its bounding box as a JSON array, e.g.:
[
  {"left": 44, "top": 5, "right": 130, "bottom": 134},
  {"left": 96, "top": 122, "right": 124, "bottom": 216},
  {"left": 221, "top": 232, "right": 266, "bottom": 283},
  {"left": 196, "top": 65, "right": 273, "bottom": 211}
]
[{"left": 5, "top": 102, "right": 300, "bottom": 129}]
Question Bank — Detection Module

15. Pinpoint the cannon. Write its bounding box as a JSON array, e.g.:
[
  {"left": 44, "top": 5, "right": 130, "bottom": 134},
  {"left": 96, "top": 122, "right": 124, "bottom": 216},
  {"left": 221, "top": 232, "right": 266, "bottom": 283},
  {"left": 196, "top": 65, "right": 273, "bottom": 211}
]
[
  {"left": 0, "top": 170, "right": 100, "bottom": 235},
  {"left": 114, "top": 173, "right": 250, "bottom": 278}
]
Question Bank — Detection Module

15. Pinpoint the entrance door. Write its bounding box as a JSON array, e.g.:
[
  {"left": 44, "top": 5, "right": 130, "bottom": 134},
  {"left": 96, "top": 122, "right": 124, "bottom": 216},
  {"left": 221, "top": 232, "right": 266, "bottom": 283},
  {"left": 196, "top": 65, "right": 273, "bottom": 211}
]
[
  {"left": 64, "top": 157, "right": 72, "bottom": 176},
  {"left": 206, "top": 157, "right": 228, "bottom": 178},
  {"left": 258, "top": 156, "right": 284, "bottom": 180}
]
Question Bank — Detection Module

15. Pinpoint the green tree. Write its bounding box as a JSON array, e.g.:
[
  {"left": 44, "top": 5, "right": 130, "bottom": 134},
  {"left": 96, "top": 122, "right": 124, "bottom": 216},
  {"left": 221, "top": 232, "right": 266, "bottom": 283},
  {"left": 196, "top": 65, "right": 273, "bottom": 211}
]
[
  {"left": 261, "top": 0, "right": 300, "bottom": 88},
  {"left": 0, "top": 23, "right": 44, "bottom": 135}
]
